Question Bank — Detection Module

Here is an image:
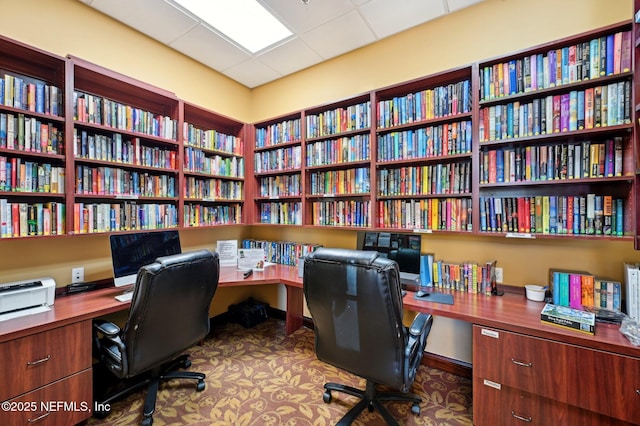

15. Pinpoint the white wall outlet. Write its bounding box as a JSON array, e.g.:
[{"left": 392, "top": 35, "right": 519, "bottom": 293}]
[
  {"left": 72, "top": 267, "right": 85, "bottom": 283},
  {"left": 494, "top": 267, "right": 504, "bottom": 284}
]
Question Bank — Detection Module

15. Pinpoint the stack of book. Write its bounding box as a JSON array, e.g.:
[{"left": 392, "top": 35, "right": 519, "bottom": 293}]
[
  {"left": 623, "top": 263, "right": 640, "bottom": 321},
  {"left": 540, "top": 303, "right": 596, "bottom": 335}
]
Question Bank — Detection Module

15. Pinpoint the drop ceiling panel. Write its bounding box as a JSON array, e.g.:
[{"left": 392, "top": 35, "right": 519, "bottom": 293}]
[
  {"left": 358, "top": 0, "right": 447, "bottom": 39},
  {"left": 170, "top": 24, "right": 251, "bottom": 71},
  {"left": 224, "top": 59, "right": 283, "bottom": 88},
  {"left": 261, "top": 0, "right": 355, "bottom": 34},
  {"left": 80, "top": 0, "right": 199, "bottom": 45},
  {"left": 257, "top": 38, "right": 324, "bottom": 76},
  {"left": 301, "top": 11, "right": 376, "bottom": 60}
]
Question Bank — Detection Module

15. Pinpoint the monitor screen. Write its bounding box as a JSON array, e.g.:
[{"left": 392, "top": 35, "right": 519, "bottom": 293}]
[
  {"left": 109, "top": 230, "right": 182, "bottom": 287},
  {"left": 361, "top": 232, "right": 421, "bottom": 274}
]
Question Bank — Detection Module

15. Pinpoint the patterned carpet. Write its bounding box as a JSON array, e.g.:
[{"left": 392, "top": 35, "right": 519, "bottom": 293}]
[{"left": 88, "top": 318, "right": 473, "bottom": 425}]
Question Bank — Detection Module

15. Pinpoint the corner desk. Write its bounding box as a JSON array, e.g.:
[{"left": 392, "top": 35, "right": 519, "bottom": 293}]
[{"left": 1, "top": 265, "right": 638, "bottom": 425}]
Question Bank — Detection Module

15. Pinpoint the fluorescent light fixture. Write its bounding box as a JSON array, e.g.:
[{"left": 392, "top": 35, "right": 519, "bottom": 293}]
[{"left": 174, "top": 0, "right": 293, "bottom": 53}]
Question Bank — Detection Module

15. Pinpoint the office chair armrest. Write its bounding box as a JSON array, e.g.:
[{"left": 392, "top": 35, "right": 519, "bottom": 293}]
[
  {"left": 409, "top": 313, "right": 433, "bottom": 337},
  {"left": 93, "top": 319, "right": 121, "bottom": 337}
]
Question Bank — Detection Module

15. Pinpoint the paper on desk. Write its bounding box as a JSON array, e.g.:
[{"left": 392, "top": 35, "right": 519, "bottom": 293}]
[
  {"left": 217, "top": 240, "right": 238, "bottom": 267},
  {"left": 237, "top": 248, "right": 267, "bottom": 271}
]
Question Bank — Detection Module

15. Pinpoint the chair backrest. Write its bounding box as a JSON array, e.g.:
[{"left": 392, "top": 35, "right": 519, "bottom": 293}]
[
  {"left": 122, "top": 249, "right": 219, "bottom": 376},
  {"left": 303, "top": 247, "right": 408, "bottom": 390}
]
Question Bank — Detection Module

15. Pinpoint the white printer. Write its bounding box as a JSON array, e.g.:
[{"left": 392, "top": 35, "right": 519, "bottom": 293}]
[{"left": 0, "top": 277, "right": 56, "bottom": 321}]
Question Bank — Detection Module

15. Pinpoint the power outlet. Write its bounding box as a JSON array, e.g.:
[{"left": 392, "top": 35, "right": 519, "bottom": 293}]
[
  {"left": 72, "top": 267, "right": 85, "bottom": 284},
  {"left": 494, "top": 267, "right": 504, "bottom": 284}
]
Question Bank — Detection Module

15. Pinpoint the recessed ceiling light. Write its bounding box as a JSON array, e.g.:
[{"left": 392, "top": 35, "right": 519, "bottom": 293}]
[{"left": 173, "top": 0, "right": 293, "bottom": 53}]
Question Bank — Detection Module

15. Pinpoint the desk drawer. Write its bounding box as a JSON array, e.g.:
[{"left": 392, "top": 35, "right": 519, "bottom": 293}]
[
  {"left": 0, "top": 321, "right": 92, "bottom": 401},
  {"left": 473, "top": 380, "right": 634, "bottom": 426},
  {"left": 1, "top": 369, "right": 92, "bottom": 426}
]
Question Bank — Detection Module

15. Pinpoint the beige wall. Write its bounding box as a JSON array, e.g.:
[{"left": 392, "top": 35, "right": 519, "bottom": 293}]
[{"left": 0, "top": 0, "right": 638, "bottom": 361}]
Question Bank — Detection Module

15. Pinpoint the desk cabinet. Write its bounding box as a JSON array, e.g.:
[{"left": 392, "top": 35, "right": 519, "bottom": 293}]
[
  {"left": 0, "top": 321, "right": 92, "bottom": 425},
  {"left": 473, "top": 325, "right": 640, "bottom": 425}
]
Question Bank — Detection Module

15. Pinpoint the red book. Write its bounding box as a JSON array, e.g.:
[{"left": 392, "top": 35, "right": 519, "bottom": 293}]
[{"left": 621, "top": 30, "right": 632, "bottom": 73}]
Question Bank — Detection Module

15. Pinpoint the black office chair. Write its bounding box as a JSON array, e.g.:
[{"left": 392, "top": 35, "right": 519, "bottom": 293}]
[
  {"left": 93, "top": 249, "right": 220, "bottom": 426},
  {"left": 303, "top": 247, "right": 433, "bottom": 426}
]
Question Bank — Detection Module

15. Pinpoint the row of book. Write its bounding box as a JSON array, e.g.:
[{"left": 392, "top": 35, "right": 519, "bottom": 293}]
[
  {"left": 479, "top": 138, "right": 624, "bottom": 184},
  {"left": 255, "top": 118, "right": 301, "bottom": 148},
  {"left": 480, "top": 30, "right": 632, "bottom": 101},
  {"left": 72, "top": 202, "right": 177, "bottom": 233},
  {"left": 1, "top": 73, "right": 62, "bottom": 116},
  {"left": 479, "top": 195, "right": 624, "bottom": 236},
  {"left": 184, "top": 203, "right": 242, "bottom": 227},
  {"left": 0, "top": 200, "right": 65, "bottom": 238},
  {"left": 377, "top": 198, "right": 472, "bottom": 232},
  {"left": 550, "top": 270, "right": 621, "bottom": 311},
  {"left": 258, "top": 175, "right": 301, "bottom": 198},
  {"left": 307, "top": 167, "right": 370, "bottom": 195},
  {"left": 184, "top": 147, "right": 244, "bottom": 178},
  {"left": 623, "top": 263, "right": 640, "bottom": 321},
  {"left": 377, "top": 120, "right": 472, "bottom": 162},
  {"left": 254, "top": 145, "right": 302, "bottom": 173},
  {"left": 310, "top": 200, "right": 371, "bottom": 227},
  {"left": 241, "top": 238, "right": 322, "bottom": 267},
  {"left": 479, "top": 82, "right": 631, "bottom": 142},
  {"left": 0, "top": 112, "right": 65, "bottom": 154},
  {"left": 306, "top": 135, "right": 370, "bottom": 167},
  {"left": 420, "top": 254, "right": 498, "bottom": 295},
  {"left": 0, "top": 157, "right": 65, "bottom": 193},
  {"left": 183, "top": 177, "right": 243, "bottom": 201},
  {"left": 378, "top": 162, "right": 471, "bottom": 197},
  {"left": 183, "top": 122, "right": 243, "bottom": 156},
  {"left": 376, "top": 80, "right": 472, "bottom": 128},
  {"left": 74, "top": 91, "right": 178, "bottom": 140},
  {"left": 306, "top": 101, "right": 371, "bottom": 138},
  {"left": 74, "top": 129, "right": 177, "bottom": 170},
  {"left": 75, "top": 165, "right": 177, "bottom": 198},
  {"left": 259, "top": 201, "right": 302, "bottom": 225}
]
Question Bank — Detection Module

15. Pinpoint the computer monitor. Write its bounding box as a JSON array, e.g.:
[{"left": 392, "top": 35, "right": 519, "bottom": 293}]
[
  {"left": 360, "top": 231, "right": 421, "bottom": 274},
  {"left": 109, "top": 230, "right": 182, "bottom": 288}
]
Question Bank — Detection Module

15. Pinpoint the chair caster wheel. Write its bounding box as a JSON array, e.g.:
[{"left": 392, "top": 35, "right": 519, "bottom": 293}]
[
  {"left": 196, "top": 380, "right": 206, "bottom": 392},
  {"left": 323, "top": 391, "right": 332, "bottom": 403},
  {"left": 141, "top": 416, "right": 153, "bottom": 426},
  {"left": 411, "top": 404, "right": 421, "bottom": 415},
  {"left": 367, "top": 401, "right": 375, "bottom": 412},
  {"left": 181, "top": 359, "right": 192, "bottom": 369}
]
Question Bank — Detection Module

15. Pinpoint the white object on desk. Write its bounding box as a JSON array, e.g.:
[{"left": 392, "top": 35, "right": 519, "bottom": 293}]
[
  {"left": 525, "top": 284, "right": 546, "bottom": 302},
  {"left": 0, "top": 277, "right": 56, "bottom": 321},
  {"left": 115, "top": 291, "right": 134, "bottom": 302}
]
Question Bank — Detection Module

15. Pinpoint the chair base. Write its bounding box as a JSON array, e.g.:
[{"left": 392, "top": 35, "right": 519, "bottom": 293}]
[
  {"left": 94, "top": 354, "right": 206, "bottom": 426},
  {"left": 323, "top": 380, "right": 421, "bottom": 426}
]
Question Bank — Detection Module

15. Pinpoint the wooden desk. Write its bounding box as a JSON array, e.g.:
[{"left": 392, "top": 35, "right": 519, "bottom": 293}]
[
  {"left": 0, "top": 265, "right": 303, "bottom": 425},
  {"left": 404, "top": 290, "right": 640, "bottom": 425}
]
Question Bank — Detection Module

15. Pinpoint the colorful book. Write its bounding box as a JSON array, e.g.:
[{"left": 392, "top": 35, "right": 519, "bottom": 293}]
[{"left": 540, "top": 303, "right": 595, "bottom": 335}]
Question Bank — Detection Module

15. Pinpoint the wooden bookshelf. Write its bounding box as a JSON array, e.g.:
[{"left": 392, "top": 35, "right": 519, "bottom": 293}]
[
  {"left": 634, "top": 2, "right": 640, "bottom": 249},
  {"left": 0, "top": 35, "right": 67, "bottom": 239},
  {"left": 252, "top": 112, "right": 303, "bottom": 225},
  {"left": 67, "top": 56, "right": 181, "bottom": 235},
  {"left": 182, "top": 101, "right": 246, "bottom": 228},
  {"left": 373, "top": 66, "right": 474, "bottom": 233}
]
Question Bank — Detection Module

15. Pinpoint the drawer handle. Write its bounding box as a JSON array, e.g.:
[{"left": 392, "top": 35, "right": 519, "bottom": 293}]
[
  {"left": 636, "top": 389, "right": 640, "bottom": 396},
  {"left": 26, "top": 355, "right": 51, "bottom": 366},
  {"left": 511, "top": 411, "right": 532, "bottom": 423},
  {"left": 27, "top": 412, "right": 50, "bottom": 423},
  {"left": 511, "top": 358, "right": 532, "bottom": 367}
]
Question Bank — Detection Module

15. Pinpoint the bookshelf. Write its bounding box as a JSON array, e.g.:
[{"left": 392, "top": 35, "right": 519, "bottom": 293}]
[
  {"left": 0, "top": 35, "right": 67, "bottom": 239},
  {"left": 253, "top": 112, "right": 303, "bottom": 225},
  {"left": 303, "top": 94, "right": 373, "bottom": 228},
  {"left": 68, "top": 55, "right": 181, "bottom": 234},
  {"left": 477, "top": 22, "right": 634, "bottom": 240},
  {"left": 634, "top": 1, "right": 640, "bottom": 249},
  {"left": 373, "top": 66, "right": 474, "bottom": 233},
  {"left": 182, "top": 101, "right": 246, "bottom": 228}
]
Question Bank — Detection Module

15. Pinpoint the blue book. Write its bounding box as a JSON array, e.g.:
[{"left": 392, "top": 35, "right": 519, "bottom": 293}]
[
  {"left": 420, "top": 254, "right": 434, "bottom": 288},
  {"left": 483, "top": 66, "right": 491, "bottom": 100},
  {"left": 553, "top": 271, "right": 561, "bottom": 305},
  {"left": 606, "top": 34, "right": 614, "bottom": 75},
  {"left": 35, "top": 83, "right": 45, "bottom": 114},
  {"left": 536, "top": 53, "right": 545, "bottom": 88},
  {"left": 488, "top": 197, "right": 496, "bottom": 232},
  {"left": 548, "top": 49, "right": 557, "bottom": 87},
  {"left": 549, "top": 196, "right": 557, "bottom": 233},
  {"left": 508, "top": 60, "right": 517, "bottom": 95},
  {"left": 573, "top": 196, "right": 580, "bottom": 234},
  {"left": 562, "top": 46, "right": 570, "bottom": 84},
  {"left": 577, "top": 90, "right": 585, "bottom": 129},
  {"left": 615, "top": 198, "right": 623, "bottom": 236},
  {"left": 559, "top": 272, "right": 570, "bottom": 306},
  {"left": 0, "top": 79, "right": 3, "bottom": 105},
  {"left": 496, "top": 148, "right": 504, "bottom": 182},
  {"left": 506, "top": 103, "right": 514, "bottom": 138},
  {"left": 479, "top": 197, "right": 487, "bottom": 232}
]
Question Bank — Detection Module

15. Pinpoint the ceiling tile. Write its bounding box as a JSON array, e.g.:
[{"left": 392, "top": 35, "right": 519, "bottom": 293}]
[
  {"left": 169, "top": 24, "right": 252, "bottom": 71},
  {"left": 84, "top": 0, "right": 199, "bottom": 45},
  {"left": 358, "top": 0, "right": 447, "bottom": 39},
  {"left": 301, "top": 11, "right": 376, "bottom": 60},
  {"left": 446, "top": 0, "right": 484, "bottom": 12},
  {"left": 225, "top": 59, "right": 283, "bottom": 88},
  {"left": 261, "top": 0, "right": 354, "bottom": 34},
  {"left": 257, "top": 38, "right": 324, "bottom": 76}
]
